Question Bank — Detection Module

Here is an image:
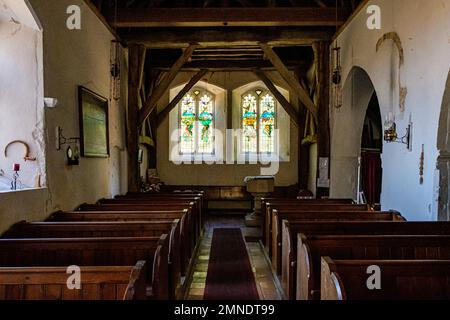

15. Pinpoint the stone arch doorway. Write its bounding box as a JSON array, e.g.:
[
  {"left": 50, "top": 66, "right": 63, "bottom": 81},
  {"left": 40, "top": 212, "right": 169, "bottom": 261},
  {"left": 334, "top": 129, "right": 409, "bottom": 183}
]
[
  {"left": 360, "top": 92, "right": 383, "bottom": 205},
  {"left": 436, "top": 71, "right": 450, "bottom": 221},
  {"left": 330, "top": 66, "right": 380, "bottom": 201}
]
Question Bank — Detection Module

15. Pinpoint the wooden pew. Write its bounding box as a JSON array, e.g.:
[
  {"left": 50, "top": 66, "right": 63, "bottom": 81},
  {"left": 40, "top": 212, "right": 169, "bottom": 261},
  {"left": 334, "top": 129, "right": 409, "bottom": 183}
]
[
  {"left": 0, "top": 261, "right": 147, "bottom": 300},
  {"left": 47, "top": 210, "right": 191, "bottom": 276},
  {"left": 321, "top": 257, "right": 450, "bottom": 300},
  {"left": 261, "top": 198, "right": 356, "bottom": 247},
  {"left": 78, "top": 203, "right": 199, "bottom": 250},
  {"left": 282, "top": 221, "right": 450, "bottom": 299},
  {"left": 0, "top": 235, "right": 170, "bottom": 300},
  {"left": 271, "top": 210, "right": 404, "bottom": 274},
  {"left": 121, "top": 191, "right": 204, "bottom": 215},
  {"left": 4, "top": 220, "right": 182, "bottom": 300},
  {"left": 99, "top": 197, "right": 203, "bottom": 238},
  {"left": 118, "top": 192, "right": 205, "bottom": 226},
  {"left": 297, "top": 234, "right": 450, "bottom": 300},
  {"left": 265, "top": 203, "right": 370, "bottom": 253}
]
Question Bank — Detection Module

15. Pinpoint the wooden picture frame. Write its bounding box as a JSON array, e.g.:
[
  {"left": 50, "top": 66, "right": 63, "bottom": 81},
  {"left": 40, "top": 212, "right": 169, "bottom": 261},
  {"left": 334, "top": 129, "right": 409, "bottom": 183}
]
[{"left": 78, "top": 86, "right": 110, "bottom": 158}]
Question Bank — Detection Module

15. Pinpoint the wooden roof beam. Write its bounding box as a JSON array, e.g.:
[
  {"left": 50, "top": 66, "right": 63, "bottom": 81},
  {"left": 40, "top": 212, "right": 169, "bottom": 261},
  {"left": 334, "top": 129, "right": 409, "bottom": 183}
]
[
  {"left": 139, "top": 44, "right": 199, "bottom": 125},
  {"left": 108, "top": 7, "right": 349, "bottom": 28},
  {"left": 122, "top": 28, "right": 334, "bottom": 49},
  {"left": 253, "top": 69, "right": 299, "bottom": 126},
  {"left": 260, "top": 43, "right": 317, "bottom": 120},
  {"left": 156, "top": 69, "right": 209, "bottom": 127}
]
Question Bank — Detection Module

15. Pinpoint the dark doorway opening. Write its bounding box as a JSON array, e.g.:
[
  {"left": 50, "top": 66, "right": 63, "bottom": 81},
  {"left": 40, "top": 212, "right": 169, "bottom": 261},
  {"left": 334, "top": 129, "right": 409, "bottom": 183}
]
[{"left": 360, "top": 92, "right": 383, "bottom": 205}]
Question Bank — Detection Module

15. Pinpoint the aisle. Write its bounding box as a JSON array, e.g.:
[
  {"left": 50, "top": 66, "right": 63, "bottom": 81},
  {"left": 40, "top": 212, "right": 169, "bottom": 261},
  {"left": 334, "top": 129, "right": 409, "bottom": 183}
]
[
  {"left": 186, "top": 215, "right": 282, "bottom": 300},
  {"left": 203, "top": 228, "right": 259, "bottom": 300}
]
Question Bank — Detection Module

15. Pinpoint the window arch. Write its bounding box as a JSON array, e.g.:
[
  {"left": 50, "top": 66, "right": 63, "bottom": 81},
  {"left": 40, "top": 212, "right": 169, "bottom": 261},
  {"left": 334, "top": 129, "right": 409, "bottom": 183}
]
[
  {"left": 179, "top": 88, "right": 215, "bottom": 155},
  {"left": 241, "top": 89, "right": 277, "bottom": 154}
]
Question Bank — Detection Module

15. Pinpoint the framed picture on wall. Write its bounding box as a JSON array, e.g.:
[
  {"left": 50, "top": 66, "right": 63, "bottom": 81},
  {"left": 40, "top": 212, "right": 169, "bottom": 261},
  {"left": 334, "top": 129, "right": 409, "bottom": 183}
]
[{"left": 78, "top": 86, "right": 110, "bottom": 158}]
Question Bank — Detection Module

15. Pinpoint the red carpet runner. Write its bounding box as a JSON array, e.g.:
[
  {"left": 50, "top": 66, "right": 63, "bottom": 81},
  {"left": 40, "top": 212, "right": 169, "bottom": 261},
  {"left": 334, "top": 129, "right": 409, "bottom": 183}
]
[{"left": 203, "top": 228, "right": 260, "bottom": 300}]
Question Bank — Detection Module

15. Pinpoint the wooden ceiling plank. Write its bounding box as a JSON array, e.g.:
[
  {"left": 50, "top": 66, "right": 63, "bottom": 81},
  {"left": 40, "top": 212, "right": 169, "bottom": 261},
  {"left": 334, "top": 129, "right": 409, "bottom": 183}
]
[
  {"left": 139, "top": 44, "right": 199, "bottom": 125},
  {"left": 260, "top": 43, "right": 317, "bottom": 120}
]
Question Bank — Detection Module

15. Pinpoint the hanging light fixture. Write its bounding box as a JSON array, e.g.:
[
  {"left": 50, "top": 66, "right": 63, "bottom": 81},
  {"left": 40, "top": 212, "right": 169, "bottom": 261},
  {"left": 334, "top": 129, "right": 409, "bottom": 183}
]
[
  {"left": 332, "top": 45, "right": 342, "bottom": 85},
  {"left": 110, "top": 0, "right": 121, "bottom": 100},
  {"left": 332, "top": 0, "right": 343, "bottom": 109}
]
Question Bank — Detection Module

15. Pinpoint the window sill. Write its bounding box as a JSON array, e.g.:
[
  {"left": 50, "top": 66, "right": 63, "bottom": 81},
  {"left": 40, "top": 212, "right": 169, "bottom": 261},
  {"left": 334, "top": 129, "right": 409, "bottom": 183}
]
[{"left": 0, "top": 187, "right": 47, "bottom": 195}]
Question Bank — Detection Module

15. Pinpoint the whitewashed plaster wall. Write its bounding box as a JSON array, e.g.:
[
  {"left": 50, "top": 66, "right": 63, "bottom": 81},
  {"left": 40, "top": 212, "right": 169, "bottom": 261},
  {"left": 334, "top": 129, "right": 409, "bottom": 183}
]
[
  {"left": 330, "top": 0, "right": 450, "bottom": 221},
  {"left": 0, "top": 0, "right": 127, "bottom": 233},
  {"left": 157, "top": 71, "right": 300, "bottom": 186},
  {"left": 0, "top": 1, "right": 44, "bottom": 190}
]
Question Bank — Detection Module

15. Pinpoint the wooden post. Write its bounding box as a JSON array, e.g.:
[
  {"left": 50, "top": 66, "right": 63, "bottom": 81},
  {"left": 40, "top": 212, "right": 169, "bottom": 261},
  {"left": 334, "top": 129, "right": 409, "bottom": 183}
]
[
  {"left": 127, "top": 44, "right": 146, "bottom": 192},
  {"left": 314, "top": 41, "right": 331, "bottom": 198},
  {"left": 296, "top": 70, "right": 310, "bottom": 190}
]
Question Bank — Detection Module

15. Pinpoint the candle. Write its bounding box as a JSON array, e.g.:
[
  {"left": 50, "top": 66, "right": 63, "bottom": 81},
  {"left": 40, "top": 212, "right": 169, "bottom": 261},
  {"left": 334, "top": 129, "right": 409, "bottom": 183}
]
[{"left": 13, "top": 164, "right": 20, "bottom": 172}]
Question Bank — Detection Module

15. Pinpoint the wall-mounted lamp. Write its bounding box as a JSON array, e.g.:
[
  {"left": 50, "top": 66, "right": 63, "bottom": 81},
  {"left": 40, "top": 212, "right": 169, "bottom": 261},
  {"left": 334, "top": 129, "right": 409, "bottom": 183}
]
[
  {"left": 56, "top": 126, "right": 80, "bottom": 165},
  {"left": 383, "top": 113, "right": 412, "bottom": 151},
  {"left": 44, "top": 97, "right": 59, "bottom": 108}
]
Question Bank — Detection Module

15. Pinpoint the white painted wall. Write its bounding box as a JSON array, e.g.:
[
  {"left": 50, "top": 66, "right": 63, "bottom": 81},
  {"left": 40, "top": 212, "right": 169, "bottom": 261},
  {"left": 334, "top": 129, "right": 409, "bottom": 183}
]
[
  {"left": 330, "top": 0, "right": 450, "bottom": 221},
  {"left": 0, "top": 0, "right": 127, "bottom": 233},
  {"left": 157, "top": 71, "right": 299, "bottom": 186},
  {"left": 30, "top": 0, "right": 127, "bottom": 211},
  {"left": 0, "top": 2, "right": 44, "bottom": 190}
]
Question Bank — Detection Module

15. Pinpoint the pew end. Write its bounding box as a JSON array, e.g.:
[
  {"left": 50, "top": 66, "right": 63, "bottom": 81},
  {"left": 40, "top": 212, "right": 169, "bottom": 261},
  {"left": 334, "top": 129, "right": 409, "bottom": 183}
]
[
  {"left": 0, "top": 262, "right": 147, "bottom": 300},
  {"left": 320, "top": 257, "right": 346, "bottom": 300}
]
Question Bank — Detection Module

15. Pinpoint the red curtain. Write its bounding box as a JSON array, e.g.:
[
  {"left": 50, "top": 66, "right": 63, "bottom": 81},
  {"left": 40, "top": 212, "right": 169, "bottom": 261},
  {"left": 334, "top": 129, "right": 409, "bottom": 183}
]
[{"left": 361, "top": 152, "right": 382, "bottom": 205}]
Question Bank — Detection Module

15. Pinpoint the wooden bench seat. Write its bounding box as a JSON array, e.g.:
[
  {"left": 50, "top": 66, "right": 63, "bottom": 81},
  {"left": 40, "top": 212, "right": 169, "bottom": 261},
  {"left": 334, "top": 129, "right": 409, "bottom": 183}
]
[
  {"left": 0, "top": 235, "right": 169, "bottom": 300},
  {"left": 321, "top": 257, "right": 450, "bottom": 300},
  {"left": 119, "top": 192, "right": 205, "bottom": 222},
  {"left": 48, "top": 209, "right": 194, "bottom": 258},
  {"left": 282, "top": 221, "right": 450, "bottom": 299},
  {"left": 261, "top": 199, "right": 357, "bottom": 245},
  {"left": 0, "top": 261, "right": 147, "bottom": 300},
  {"left": 297, "top": 234, "right": 450, "bottom": 300},
  {"left": 78, "top": 203, "right": 200, "bottom": 247},
  {"left": 47, "top": 210, "right": 192, "bottom": 274},
  {"left": 96, "top": 199, "right": 202, "bottom": 241},
  {"left": 3, "top": 220, "right": 182, "bottom": 299},
  {"left": 271, "top": 210, "right": 404, "bottom": 274},
  {"left": 264, "top": 204, "right": 370, "bottom": 252}
]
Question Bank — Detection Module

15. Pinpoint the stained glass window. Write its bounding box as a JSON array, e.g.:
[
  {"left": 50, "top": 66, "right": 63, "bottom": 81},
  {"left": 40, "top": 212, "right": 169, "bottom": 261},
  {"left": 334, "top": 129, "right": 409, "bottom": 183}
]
[
  {"left": 241, "top": 90, "right": 277, "bottom": 154},
  {"left": 180, "top": 94, "right": 196, "bottom": 154},
  {"left": 242, "top": 94, "right": 258, "bottom": 153},
  {"left": 179, "top": 89, "right": 215, "bottom": 155},
  {"left": 259, "top": 94, "right": 276, "bottom": 153},
  {"left": 198, "top": 94, "right": 214, "bottom": 153}
]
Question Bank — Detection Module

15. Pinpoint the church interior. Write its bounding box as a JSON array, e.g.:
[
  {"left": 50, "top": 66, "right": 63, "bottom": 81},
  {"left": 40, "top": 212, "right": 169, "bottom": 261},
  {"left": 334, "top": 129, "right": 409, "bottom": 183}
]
[{"left": 0, "top": 0, "right": 450, "bottom": 301}]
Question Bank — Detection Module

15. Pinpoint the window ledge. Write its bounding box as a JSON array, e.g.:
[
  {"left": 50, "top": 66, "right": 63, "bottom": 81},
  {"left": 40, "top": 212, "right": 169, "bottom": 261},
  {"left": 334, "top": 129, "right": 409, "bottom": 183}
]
[{"left": 0, "top": 187, "right": 47, "bottom": 195}]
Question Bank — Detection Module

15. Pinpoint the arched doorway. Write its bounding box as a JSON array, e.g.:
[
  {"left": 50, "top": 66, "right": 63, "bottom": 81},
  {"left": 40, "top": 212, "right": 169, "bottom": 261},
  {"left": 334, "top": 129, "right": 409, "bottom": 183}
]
[
  {"left": 359, "top": 92, "right": 383, "bottom": 205},
  {"left": 436, "top": 71, "right": 450, "bottom": 221},
  {"left": 330, "top": 66, "right": 380, "bottom": 200}
]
